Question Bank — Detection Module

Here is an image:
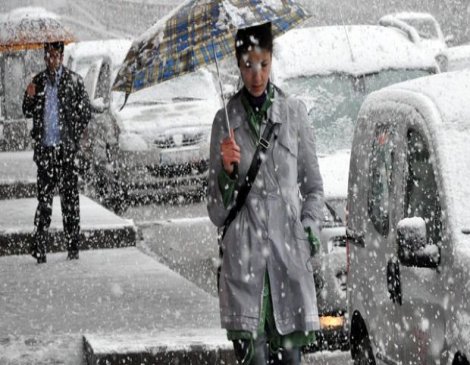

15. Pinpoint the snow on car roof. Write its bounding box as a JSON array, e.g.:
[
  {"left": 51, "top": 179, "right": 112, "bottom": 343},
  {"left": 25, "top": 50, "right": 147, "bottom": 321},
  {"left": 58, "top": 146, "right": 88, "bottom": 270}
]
[
  {"left": 65, "top": 39, "right": 132, "bottom": 64},
  {"left": 380, "top": 70, "right": 470, "bottom": 126},
  {"left": 387, "top": 12, "right": 437, "bottom": 21},
  {"left": 272, "top": 25, "right": 436, "bottom": 81}
]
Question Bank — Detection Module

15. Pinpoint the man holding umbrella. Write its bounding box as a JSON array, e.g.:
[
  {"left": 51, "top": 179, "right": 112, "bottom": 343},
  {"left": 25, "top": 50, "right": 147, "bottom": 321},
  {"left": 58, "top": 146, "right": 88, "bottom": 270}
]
[
  {"left": 23, "top": 41, "right": 91, "bottom": 263},
  {"left": 207, "top": 22, "right": 324, "bottom": 365}
]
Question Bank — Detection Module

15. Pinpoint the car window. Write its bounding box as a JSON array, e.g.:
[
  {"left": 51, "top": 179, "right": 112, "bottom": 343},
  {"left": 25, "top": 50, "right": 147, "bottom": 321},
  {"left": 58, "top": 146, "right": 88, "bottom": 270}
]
[
  {"left": 365, "top": 69, "right": 431, "bottom": 93},
  {"left": 405, "top": 129, "right": 442, "bottom": 246},
  {"left": 282, "top": 69, "right": 432, "bottom": 155},
  {"left": 368, "top": 125, "right": 395, "bottom": 236},
  {"left": 283, "top": 74, "right": 363, "bottom": 154},
  {"left": 95, "top": 63, "right": 111, "bottom": 101}
]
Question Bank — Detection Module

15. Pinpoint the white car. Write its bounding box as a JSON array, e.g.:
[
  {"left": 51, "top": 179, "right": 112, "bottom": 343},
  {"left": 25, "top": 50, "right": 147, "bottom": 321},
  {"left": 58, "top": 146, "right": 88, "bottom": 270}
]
[
  {"left": 271, "top": 25, "right": 439, "bottom": 349},
  {"left": 379, "top": 12, "right": 453, "bottom": 71},
  {"left": 347, "top": 70, "right": 470, "bottom": 365},
  {"left": 83, "top": 51, "right": 221, "bottom": 212},
  {"left": 64, "top": 39, "right": 132, "bottom": 78}
]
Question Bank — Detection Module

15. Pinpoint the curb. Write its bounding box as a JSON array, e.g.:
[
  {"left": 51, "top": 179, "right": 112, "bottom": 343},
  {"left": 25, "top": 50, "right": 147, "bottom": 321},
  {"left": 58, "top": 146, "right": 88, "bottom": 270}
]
[
  {"left": 83, "top": 331, "right": 235, "bottom": 365},
  {"left": 0, "top": 225, "right": 137, "bottom": 256}
]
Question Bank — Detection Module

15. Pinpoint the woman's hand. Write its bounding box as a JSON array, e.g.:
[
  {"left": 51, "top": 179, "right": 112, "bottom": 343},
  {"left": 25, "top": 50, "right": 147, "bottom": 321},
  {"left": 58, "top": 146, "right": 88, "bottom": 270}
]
[{"left": 220, "top": 129, "right": 240, "bottom": 176}]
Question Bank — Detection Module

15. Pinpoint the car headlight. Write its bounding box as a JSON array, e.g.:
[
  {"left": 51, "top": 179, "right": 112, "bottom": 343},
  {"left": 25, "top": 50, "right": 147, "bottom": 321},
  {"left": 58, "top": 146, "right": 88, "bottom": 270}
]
[
  {"left": 319, "top": 315, "right": 345, "bottom": 330},
  {"left": 119, "top": 133, "right": 149, "bottom": 152}
]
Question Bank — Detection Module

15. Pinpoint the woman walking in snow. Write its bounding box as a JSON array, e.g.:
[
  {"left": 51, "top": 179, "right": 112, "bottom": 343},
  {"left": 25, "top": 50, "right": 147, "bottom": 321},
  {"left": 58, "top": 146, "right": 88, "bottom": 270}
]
[{"left": 207, "top": 22, "right": 324, "bottom": 365}]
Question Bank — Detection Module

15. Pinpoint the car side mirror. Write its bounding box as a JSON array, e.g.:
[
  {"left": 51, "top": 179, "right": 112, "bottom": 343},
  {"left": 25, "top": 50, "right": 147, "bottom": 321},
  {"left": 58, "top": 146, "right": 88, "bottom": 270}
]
[
  {"left": 435, "top": 54, "right": 448, "bottom": 72},
  {"left": 90, "top": 98, "right": 109, "bottom": 114},
  {"left": 444, "top": 34, "right": 454, "bottom": 45},
  {"left": 397, "top": 217, "right": 440, "bottom": 268}
]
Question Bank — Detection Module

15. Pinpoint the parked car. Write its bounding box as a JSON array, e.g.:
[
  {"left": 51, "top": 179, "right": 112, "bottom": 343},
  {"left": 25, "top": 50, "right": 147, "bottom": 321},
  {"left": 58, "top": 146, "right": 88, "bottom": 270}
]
[
  {"left": 64, "top": 38, "right": 132, "bottom": 78},
  {"left": 82, "top": 52, "right": 221, "bottom": 211},
  {"left": 379, "top": 12, "right": 453, "bottom": 71},
  {"left": 271, "top": 25, "right": 439, "bottom": 349},
  {"left": 347, "top": 70, "right": 470, "bottom": 365}
]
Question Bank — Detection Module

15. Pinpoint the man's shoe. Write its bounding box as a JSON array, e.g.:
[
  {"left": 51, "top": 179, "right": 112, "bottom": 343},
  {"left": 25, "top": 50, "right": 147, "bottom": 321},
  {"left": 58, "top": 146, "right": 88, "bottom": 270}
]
[
  {"left": 32, "top": 231, "right": 48, "bottom": 263},
  {"left": 30, "top": 246, "right": 39, "bottom": 260},
  {"left": 37, "top": 254, "right": 47, "bottom": 264},
  {"left": 67, "top": 250, "right": 79, "bottom": 260}
]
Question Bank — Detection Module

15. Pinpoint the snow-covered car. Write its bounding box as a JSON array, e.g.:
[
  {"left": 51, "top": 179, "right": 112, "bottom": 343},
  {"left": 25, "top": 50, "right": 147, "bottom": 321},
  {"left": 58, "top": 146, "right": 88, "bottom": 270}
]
[
  {"left": 272, "top": 25, "right": 439, "bottom": 348},
  {"left": 347, "top": 70, "right": 470, "bottom": 365},
  {"left": 83, "top": 52, "right": 221, "bottom": 212},
  {"left": 64, "top": 38, "right": 132, "bottom": 78},
  {"left": 379, "top": 12, "right": 453, "bottom": 71}
]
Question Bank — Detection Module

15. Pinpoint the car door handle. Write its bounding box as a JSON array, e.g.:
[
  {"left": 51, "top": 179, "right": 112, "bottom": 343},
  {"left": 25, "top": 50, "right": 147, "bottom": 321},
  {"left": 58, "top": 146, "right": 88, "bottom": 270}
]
[{"left": 387, "top": 258, "right": 402, "bottom": 305}]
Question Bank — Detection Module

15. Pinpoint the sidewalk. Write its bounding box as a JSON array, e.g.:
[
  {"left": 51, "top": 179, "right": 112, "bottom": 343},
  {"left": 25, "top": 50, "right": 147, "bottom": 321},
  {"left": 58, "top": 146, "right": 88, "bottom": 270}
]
[
  {"left": 0, "top": 195, "right": 136, "bottom": 256},
  {"left": 0, "top": 151, "right": 36, "bottom": 199},
  {"left": 0, "top": 246, "right": 229, "bottom": 364}
]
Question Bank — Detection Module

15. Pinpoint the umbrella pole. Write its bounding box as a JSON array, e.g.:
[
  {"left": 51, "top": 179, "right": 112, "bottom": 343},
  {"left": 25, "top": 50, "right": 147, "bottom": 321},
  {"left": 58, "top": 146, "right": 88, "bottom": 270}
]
[
  {"left": 212, "top": 40, "right": 231, "bottom": 134},
  {"left": 212, "top": 38, "right": 238, "bottom": 179}
]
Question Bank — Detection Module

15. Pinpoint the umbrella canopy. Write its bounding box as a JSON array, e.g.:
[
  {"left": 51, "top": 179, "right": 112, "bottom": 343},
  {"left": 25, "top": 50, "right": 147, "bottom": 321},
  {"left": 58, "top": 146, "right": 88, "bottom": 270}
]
[
  {"left": 113, "top": 0, "right": 309, "bottom": 94},
  {"left": 0, "top": 7, "right": 75, "bottom": 52}
]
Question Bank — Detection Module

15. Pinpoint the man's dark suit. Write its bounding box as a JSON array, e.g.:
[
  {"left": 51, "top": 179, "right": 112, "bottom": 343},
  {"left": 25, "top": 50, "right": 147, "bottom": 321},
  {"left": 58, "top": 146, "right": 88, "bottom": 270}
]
[{"left": 23, "top": 66, "right": 91, "bottom": 259}]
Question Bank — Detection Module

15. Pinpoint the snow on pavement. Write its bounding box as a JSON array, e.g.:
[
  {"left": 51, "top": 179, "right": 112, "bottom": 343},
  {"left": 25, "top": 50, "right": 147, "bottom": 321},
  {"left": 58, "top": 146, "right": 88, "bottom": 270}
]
[{"left": 0, "top": 246, "right": 221, "bottom": 363}]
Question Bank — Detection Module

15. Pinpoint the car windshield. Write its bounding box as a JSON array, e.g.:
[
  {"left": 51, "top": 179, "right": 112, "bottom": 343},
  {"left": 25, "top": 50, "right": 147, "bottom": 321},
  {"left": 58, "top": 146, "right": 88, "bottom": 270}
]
[
  {"left": 282, "top": 69, "right": 433, "bottom": 154},
  {"left": 113, "top": 70, "right": 219, "bottom": 108},
  {"left": 401, "top": 18, "right": 439, "bottom": 40}
]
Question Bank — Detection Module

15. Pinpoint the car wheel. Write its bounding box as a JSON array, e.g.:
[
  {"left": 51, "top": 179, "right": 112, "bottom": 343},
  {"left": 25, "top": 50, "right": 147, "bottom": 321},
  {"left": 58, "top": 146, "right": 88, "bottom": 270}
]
[{"left": 350, "top": 312, "right": 376, "bottom": 365}]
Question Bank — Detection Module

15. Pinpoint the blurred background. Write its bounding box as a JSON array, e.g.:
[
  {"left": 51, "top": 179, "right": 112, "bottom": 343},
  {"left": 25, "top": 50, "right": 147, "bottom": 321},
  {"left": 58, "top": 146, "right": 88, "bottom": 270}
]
[{"left": 1, "top": 0, "right": 470, "bottom": 45}]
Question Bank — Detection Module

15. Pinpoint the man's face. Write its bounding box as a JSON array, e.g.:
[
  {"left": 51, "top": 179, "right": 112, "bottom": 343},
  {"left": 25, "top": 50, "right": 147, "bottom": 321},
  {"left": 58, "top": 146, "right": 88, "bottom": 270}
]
[
  {"left": 44, "top": 48, "right": 63, "bottom": 74},
  {"left": 239, "top": 48, "right": 272, "bottom": 97}
]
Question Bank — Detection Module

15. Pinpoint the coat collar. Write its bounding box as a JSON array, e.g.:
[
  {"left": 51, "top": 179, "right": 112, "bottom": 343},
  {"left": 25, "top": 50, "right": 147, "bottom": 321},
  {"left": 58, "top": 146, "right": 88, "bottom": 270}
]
[{"left": 227, "top": 84, "right": 286, "bottom": 130}]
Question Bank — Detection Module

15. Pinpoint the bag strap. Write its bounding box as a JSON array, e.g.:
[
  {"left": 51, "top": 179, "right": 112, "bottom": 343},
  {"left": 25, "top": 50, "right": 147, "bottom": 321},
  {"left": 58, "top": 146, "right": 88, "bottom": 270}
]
[{"left": 221, "top": 118, "right": 279, "bottom": 239}]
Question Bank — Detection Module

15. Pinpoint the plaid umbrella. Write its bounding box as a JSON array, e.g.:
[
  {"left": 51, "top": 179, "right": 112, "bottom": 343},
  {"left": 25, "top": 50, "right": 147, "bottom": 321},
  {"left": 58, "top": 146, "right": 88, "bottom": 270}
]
[
  {"left": 0, "top": 7, "right": 75, "bottom": 52},
  {"left": 112, "top": 0, "right": 309, "bottom": 95}
]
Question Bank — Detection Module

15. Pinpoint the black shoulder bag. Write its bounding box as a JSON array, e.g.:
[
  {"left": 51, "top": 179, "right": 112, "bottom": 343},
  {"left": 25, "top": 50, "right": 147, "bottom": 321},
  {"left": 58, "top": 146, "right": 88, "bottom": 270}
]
[{"left": 217, "top": 119, "right": 279, "bottom": 288}]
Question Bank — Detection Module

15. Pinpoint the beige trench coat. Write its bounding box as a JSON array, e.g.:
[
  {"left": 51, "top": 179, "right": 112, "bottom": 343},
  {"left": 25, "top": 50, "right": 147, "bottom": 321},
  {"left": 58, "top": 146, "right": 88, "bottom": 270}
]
[{"left": 207, "top": 86, "right": 324, "bottom": 334}]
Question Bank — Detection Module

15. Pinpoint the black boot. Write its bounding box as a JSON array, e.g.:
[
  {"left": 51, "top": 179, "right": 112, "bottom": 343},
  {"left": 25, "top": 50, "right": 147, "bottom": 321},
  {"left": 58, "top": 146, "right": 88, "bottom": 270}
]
[
  {"left": 67, "top": 236, "right": 79, "bottom": 260},
  {"left": 67, "top": 250, "right": 79, "bottom": 260},
  {"left": 32, "top": 231, "right": 48, "bottom": 264}
]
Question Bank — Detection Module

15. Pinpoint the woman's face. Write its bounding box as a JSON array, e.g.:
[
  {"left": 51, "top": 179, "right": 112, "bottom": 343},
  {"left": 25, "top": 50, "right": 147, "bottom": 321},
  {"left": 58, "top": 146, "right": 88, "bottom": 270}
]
[{"left": 239, "top": 48, "right": 272, "bottom": 97}]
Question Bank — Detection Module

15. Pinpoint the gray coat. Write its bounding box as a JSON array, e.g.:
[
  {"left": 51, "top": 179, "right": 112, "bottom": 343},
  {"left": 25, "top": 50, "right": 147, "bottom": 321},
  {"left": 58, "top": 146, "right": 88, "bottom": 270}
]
[{"left": 207, "top": 86, "right": 324, "bottom": 334}]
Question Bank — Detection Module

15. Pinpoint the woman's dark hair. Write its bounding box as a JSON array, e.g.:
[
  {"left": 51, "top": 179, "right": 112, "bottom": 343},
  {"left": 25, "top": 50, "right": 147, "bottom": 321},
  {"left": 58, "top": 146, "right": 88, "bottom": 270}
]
[
  {"left": 44, "top": 41, "right": 64, "bottom": 55},
  {"left": 235, "top": 22, "right": 273, "bottom": 64}
]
